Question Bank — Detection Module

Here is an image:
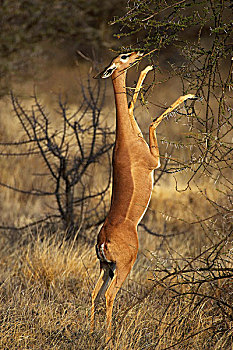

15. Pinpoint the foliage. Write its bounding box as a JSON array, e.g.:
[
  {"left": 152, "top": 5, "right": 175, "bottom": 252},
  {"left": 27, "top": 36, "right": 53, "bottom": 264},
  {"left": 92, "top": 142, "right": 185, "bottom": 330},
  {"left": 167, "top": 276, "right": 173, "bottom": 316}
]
[{"left": 113, "top": 0, "right": 232, "bottom": 53}]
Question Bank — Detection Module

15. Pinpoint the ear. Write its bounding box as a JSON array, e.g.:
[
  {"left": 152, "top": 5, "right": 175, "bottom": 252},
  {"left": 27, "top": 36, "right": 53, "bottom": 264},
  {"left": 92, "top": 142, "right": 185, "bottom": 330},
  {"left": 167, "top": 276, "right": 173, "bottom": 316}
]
[{"left": 100, "top": 63, "right": 118, "bottom": 79}]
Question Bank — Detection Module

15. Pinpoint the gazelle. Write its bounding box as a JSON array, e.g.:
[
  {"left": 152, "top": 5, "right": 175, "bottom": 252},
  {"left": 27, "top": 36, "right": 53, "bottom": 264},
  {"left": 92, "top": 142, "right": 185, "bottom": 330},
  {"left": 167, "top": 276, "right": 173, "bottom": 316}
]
[{"left": 91, "top": 51, "right": 194, "bottom": 342}]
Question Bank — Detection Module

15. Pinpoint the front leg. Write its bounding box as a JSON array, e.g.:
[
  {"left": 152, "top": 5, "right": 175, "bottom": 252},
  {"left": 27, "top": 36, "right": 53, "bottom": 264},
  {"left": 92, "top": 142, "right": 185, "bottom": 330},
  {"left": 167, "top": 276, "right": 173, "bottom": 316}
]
[
  {"left": 128, "top": 65, "right": 153, "bottom": 137},
  {"left": 149, "top": 94, "right": 196, "bottom": 167},
  {"left": 128, "top": 65, "right": 153, "bottom": 117},
  {"left": 151, "top": 94, "right": 196, "bottom": 127},
  {"left": 149, "top": 124, "right": 160, "bottom": 169}
]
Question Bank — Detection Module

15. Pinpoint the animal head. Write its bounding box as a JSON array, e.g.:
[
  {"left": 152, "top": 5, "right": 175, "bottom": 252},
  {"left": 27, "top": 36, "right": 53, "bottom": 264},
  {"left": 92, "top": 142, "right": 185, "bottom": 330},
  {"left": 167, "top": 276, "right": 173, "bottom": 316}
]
[{"left": 99, "top": 52, "right": 143, "bottom": 79}]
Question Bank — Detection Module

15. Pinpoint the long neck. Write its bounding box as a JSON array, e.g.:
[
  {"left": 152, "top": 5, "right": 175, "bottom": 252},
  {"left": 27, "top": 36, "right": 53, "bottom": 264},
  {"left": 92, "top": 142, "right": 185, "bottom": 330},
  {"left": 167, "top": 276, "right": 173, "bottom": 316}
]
[{"left": 112, "top": 70, "right": 132, "bottom": 136}]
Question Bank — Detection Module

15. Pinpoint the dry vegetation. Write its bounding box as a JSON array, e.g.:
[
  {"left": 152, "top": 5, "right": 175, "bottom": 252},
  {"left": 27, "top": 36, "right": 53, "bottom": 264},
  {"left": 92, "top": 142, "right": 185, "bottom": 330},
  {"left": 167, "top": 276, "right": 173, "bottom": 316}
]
[
  {"left": 0, "top": 60, "right": 232, "bottom": 349},
  {"left": 0, "top": 0, "right": 232, "bottom": 348}
]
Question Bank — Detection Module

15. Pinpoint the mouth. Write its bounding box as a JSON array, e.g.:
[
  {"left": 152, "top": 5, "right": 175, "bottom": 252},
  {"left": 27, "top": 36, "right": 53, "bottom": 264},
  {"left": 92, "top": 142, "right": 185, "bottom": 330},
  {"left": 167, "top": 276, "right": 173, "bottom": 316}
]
[
  {"left": 132, "top": 52, "right": 144, "bottom": 64},
  {"left": 134, "top": 52, "right": 144, "bottom": 64}
]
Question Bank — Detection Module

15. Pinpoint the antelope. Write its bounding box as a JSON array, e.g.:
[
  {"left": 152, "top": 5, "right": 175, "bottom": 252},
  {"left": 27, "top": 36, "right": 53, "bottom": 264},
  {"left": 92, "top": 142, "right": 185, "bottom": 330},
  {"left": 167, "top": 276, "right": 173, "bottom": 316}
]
[{"left": 91, "top": 51, "right": 194, "bottom": 342}]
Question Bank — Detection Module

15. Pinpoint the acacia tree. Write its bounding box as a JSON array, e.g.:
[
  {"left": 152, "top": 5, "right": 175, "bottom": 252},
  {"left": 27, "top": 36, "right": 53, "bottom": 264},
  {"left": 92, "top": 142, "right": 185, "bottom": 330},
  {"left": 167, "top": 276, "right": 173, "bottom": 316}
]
[{"left": 112, "top": 0, "right": 232, "bottom": 186}]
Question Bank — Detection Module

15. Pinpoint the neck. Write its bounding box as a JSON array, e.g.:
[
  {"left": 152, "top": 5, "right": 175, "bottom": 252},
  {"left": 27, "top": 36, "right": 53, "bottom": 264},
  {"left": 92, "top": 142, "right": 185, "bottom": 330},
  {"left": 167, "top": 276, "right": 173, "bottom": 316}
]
[{"left": 111, "top": 70, "right": 132, "bottom": 135}]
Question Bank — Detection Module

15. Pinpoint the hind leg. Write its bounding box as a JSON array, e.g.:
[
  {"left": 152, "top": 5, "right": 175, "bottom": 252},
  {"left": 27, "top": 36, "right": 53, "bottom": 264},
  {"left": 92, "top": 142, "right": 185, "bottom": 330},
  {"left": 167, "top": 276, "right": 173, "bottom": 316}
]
[
  {"left": 91, "top": 263, "right": 111, "bottom": 332},
  {"left": 105, "top": 259, "right": 135, "bottom": 343}
]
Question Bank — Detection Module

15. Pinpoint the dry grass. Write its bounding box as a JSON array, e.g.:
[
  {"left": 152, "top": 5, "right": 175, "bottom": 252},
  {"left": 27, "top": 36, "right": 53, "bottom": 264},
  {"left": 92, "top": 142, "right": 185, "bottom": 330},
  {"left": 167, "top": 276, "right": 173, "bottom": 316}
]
[
  {"left": 0, "top": 64, "right": 232, "bottom": 349},
  {"left": 0, "top": 182, "right": 232, "bottom": 349},
  {"left": 0, "top": 231, "right": 96, "bottom": 349}
]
